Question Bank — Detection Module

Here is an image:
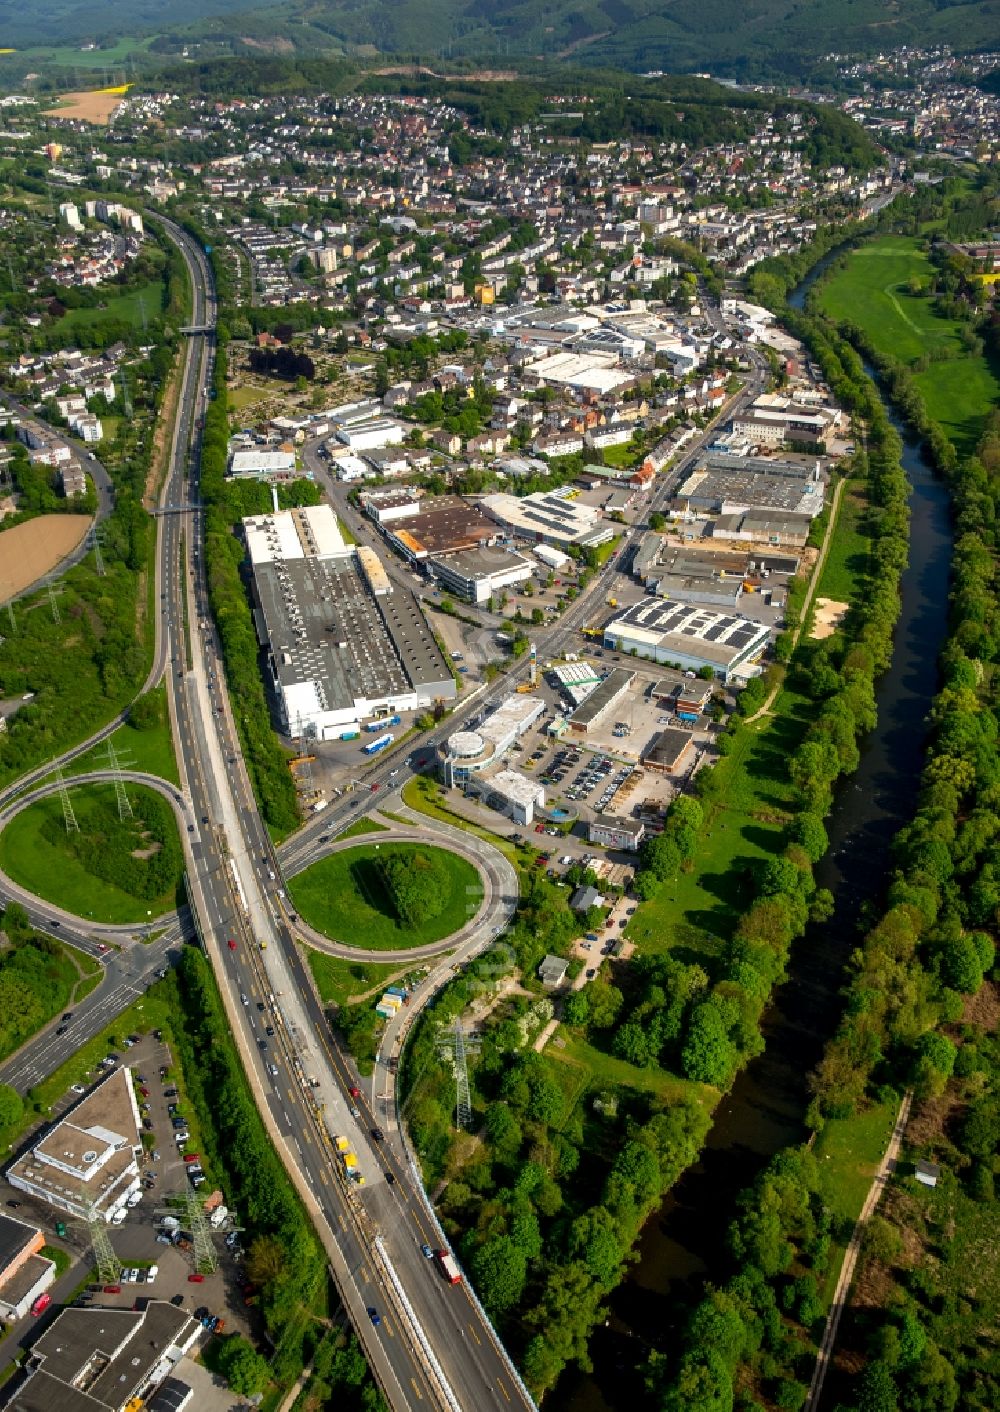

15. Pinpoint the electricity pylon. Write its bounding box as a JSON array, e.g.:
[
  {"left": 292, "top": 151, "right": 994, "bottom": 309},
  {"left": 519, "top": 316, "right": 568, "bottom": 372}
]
[
  {"left": 438, "top": 1017, "right": 480, "bottom": 1131},
  {"left": 55, "top": 768, "right": 80, "bottom": 834}
]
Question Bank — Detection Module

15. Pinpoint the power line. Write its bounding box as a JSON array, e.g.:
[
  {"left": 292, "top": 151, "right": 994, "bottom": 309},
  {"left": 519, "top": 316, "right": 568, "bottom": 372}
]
[{"left": 439, "top": 1017, "right": 479, "bottom": 1130}]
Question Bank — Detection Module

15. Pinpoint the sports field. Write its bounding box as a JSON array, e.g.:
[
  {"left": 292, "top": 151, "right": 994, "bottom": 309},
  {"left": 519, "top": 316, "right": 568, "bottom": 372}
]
[{"left": 289, "top": 841, "right": 482, "bottom": 950}]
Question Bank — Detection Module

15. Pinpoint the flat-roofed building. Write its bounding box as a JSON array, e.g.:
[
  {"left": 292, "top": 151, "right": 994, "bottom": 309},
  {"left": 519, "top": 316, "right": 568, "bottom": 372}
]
[
  {"left": 676, "top": 453, "right": 825, "bottom": 519},
  {"left": 568, "top": 668, "right": 635, "bottom": 733},
  {"left": 382, "top": 497, "right": 497, "bottom": 563},
  {"left": 244, "top": 504, "right": 348, "bottom": 566},
  {"left": 471, "top": 768, "right": 546, "bottom": 825},
  {"left": 439, "top": 695, "right": 545, "bottom": 787},
  {"left": 604, "top": 599, "right": 769, "bottom": 683},
  {"left": 641, "top": 728, "right": 698, "bottom": 775},
  {"left": 711, "top": 510, "right": 812, "bottom": 548},
  {"left": 252, "top": 552, "right": 455, "bottom": 737},
  {"left": 1, "top": 1302, "right": 200, "bottom": 1412},
  {"left": 244, "top": 506, "right": 454, "bottom": 737},
  {"left": 360, "top": 486, "right": 424, "bottom": 524},
  {"left": 6, "top": 1069, "right": 141, "bottom": 1223},
  {"left": 0, "top": 1215, "right": 56, "bottom": 1323},
  {"left": 589, "top": 817, "right": 646, "bottom": 852},
  {"left": 481, "top": 491, "right": 615, "bottom": 550},
  {"left": 228, "top": 449, "right": 297, "bottom": 481},
  {"left": 428, "top": 546, "right": 534, "bottom": 604}
]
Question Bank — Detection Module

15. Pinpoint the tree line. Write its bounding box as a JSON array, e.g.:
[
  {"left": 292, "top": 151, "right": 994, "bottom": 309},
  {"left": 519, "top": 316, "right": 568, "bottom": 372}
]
[{"left": 196, "top": 334, "right": 300, "bottom": 836}]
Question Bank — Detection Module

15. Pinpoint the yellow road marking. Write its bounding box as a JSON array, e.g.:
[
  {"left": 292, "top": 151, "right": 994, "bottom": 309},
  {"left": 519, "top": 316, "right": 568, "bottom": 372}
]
[
  {"left": 469, "top": 1323, "right": 481, "bottom": 1345},
  {"left": 410, "top": 1378, "right": 424, "bottom": 1401},
  {"left": 497, "top": 1380, "right": 511, "bottom": 1402}
]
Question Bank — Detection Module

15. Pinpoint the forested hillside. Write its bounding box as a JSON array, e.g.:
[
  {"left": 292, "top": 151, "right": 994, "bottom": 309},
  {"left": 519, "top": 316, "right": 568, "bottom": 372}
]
[{"left": 0, "top": 0, "right": 996, "bottom": 81}]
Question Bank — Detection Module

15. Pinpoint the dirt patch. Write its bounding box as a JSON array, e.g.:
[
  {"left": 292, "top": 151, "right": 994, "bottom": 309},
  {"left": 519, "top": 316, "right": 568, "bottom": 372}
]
[
  {"left": 811, "top": 597, "right": 850, "bottom": 640},
  {"left": 373, "top": 65, "right": 519, "bottom": 81},
  {"left": 0, "top": 514, "right": 92, "bottom": 600},
  {"left": 904, "top": 1091, "right": 954, "bottom": 1149},
  {"left": 851, "top": 1254, "right": 896, "bottom": 1311},
  {"left": 43, "top": 89, "right": 126, "bottom": 124},
  {"left": 145, "top": 349, "right": 181, "bottom": 506},
  {"left": 240, "top": 36, "right": 295, "bottom": 54},
  {"left": 962, "top": 978, "right": 1000, "bottom": 1031}
]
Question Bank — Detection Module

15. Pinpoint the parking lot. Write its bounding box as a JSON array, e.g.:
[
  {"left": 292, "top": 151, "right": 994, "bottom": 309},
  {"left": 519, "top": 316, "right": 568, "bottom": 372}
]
[{"left": 1, "top": 1033, "right": 251, "bottom": 1341}]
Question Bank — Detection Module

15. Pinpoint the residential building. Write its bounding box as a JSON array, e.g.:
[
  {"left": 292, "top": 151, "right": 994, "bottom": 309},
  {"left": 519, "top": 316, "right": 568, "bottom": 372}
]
[{"left": 538, "top": 955, "right": 569, "bottom": 989}]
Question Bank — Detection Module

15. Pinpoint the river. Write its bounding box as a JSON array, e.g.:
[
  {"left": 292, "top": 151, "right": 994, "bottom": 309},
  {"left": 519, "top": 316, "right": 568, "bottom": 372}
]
[{"left": 552, "top": 256, "right": 953, "bottom": 1412}]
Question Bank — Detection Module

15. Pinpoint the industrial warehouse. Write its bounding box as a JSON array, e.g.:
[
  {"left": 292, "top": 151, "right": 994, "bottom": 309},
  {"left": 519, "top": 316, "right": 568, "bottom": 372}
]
[
  {"left": 244, "top": 505, "right": 455, "bottom": 738},
  {"left": 603, "top": 599, "right": 770, "bottom": 682},
  {"left": 674, "top": 453, "right": 826, "bottom": 519}
]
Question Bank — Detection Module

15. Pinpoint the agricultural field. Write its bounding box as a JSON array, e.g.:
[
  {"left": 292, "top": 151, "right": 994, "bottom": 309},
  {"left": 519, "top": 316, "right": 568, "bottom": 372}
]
[
  {"left": 42, "top": 87, "right": 128, "bottom": 123},
  {"left": 288, "top": 840, "right": 482, "bottom": 950},
  {"left": 0, "top": 514, "right": 93, "bottom": 600}
]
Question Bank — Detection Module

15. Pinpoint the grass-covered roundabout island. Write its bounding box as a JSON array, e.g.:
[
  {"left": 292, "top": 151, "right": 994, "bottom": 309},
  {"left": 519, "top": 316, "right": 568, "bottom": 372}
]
[
  {"left": 288, "top": 840, "right": 483, "bottom": 950},
  {"left": 0, "top": 782, "right": 185, "bottom": 924}
]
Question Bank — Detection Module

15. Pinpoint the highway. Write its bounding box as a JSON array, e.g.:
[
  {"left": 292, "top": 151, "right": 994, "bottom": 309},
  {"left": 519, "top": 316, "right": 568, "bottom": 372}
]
[
  {"left": 0, "top": 231, "right": 771, "bottom": 1408},
  {"left": 149, "top": 219, "right": 537, "bottom": 1412}
]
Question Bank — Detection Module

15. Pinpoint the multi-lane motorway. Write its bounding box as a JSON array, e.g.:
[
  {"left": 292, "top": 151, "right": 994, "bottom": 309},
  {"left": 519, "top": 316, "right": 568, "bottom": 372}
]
[
  {"left": 0, "top": 220, "right": 770, "bottom": 1409},
  {"left": 139, "top": 220, "right": 538, "bottom": 1412}
]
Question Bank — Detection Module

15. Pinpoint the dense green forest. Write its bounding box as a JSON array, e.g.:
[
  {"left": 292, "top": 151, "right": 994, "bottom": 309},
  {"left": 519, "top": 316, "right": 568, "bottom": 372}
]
[{"left": 0, "top": 0, "right": 995, "bottom": 84}]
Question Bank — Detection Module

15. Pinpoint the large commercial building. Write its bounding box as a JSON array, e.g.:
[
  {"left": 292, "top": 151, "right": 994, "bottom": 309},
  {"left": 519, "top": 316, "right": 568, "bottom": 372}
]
[
  {"left": 228, "top": 448, "right": 296, "bottom": 481},
  {"left": 380, "top": 496, "right": 498, "bottom": 564},
  {"left": 427, "top": 546, "right": 534, "bottom": 605},
  {"left": 481, "top": 491, "right": 615, "bottom": 550},
  {"left": 2, "top": 1302, "right": 200, "bottom": 1412},
  {"left": 6, "top": 1069, "right": 141, "bottom": 1223},
  {"left": 675, "top": 454, "right": 825, "bottom": 520},
  {"left": 245, "top": 505, "right": 455, "bottom": 738},
  {"left": 438, "top": 695, "right": 545, "bottom": 787},
  {"left": 603, "top": 600, "right": 770, "bottom": 682}
]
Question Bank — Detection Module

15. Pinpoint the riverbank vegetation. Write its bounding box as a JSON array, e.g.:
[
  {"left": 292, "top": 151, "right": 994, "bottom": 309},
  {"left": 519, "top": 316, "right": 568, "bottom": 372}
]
[{"left": 651, "top": 172, "right": 1000, "bottom": 1412}]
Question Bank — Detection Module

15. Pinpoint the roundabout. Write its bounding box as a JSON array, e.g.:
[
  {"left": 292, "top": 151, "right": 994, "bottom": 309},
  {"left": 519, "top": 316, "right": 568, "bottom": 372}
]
[{"left": 287, "top": 838, "right": 483, "bottom": 952}]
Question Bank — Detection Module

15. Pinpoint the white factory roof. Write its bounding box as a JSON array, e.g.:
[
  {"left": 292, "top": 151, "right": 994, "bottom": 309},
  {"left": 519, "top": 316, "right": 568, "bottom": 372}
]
[
  {"left": 244, "top": 504, "right": 348, "bottom": 566},
  {"left": 229, "top": 449, "right": 296, "bottom": 477},
  {"left": 481, "top": 492, "right": 613, "bottom": 547},
  {"left": 530, "top": 352, "right": 633, "bottom": 394}
]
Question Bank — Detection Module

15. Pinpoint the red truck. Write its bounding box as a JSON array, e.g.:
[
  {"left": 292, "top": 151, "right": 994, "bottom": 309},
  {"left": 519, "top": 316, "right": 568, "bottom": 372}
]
[{"left": 435, "top": 1249, "right": 462, "bottom": 1286}]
